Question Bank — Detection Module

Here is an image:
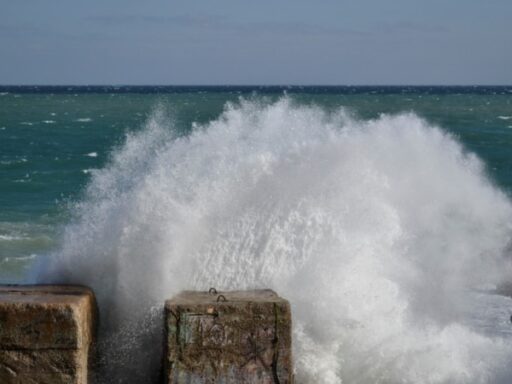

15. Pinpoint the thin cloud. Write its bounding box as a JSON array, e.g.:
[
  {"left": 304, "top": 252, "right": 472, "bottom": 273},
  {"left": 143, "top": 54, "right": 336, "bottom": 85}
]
[
  {"left": 375, "top": 21, "right": 451, "bottom": 35},
  {"left": 235, "top": 21, "right": 367, "bottom": 38},
  {"left": 86, "top": 14, "right": 228, "bottom": 28},
  {"left": 86, "top": 13, "right": 367, "bottom": 39}
]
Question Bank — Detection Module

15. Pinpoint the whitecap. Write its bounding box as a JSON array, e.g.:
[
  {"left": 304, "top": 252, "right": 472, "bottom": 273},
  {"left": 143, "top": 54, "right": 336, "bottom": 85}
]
[
  {"left": 20, "top": 122, "right": 34, "bottom": 126},
  {"left": 85, "top": 152, "right": 98, "bottom": 158},
  {"left": 0, "top": 234, "right": 26, "bottom": 241},
  {"left": 18, "top": 254, "right": 37, "bottom": 261},
  {"left": 498, "top": 116, "right": 512, "bottom": 120},
  {"left": 1, "top": 254, "right": 37, "bottom": 264},
  {"left": 0, "top": 158, "right": 27, "bottom": 165},
  {"left": 13, "top": 173, "right": 30, "bottom": 182},
  {"left": 76, "top": 118, "right": 92, "bottom": 123},
  {"left": 42, "top": 120, "right": 56, "bottom": 124}
]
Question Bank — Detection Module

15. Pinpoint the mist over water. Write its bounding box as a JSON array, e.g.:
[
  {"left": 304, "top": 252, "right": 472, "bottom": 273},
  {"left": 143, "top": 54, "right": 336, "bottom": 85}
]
[{"left": 38, "top": 98, "right": 512, "bottom": 383}]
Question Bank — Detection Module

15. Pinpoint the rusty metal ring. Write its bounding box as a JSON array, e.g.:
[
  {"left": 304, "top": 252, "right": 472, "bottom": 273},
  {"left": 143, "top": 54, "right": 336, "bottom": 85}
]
[
  {"left": 208, "top": 288, "right": 217, "bottom": 295},
  {"left": 216, "top": 294, "right": 227, "bottom": 302}
]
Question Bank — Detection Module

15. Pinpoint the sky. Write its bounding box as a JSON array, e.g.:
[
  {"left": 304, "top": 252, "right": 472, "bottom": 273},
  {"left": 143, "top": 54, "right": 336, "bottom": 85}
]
[{"left": 0, "top": 0, "right": 511, "bottom": 85}]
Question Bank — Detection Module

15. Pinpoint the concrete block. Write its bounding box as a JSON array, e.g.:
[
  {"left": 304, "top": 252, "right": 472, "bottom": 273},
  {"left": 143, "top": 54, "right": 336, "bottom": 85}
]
[
  {"left": 0, "top": 285, "right": 96, "bottom": 384},
  {"left": 165, "top": 289, "right": 293, "bottom": 384}
]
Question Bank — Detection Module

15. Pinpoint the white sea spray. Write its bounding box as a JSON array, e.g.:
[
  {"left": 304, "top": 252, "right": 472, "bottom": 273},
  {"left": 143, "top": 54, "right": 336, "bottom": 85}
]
[{"left": 38, "top": 99, "right": 512, "bottom": 383}]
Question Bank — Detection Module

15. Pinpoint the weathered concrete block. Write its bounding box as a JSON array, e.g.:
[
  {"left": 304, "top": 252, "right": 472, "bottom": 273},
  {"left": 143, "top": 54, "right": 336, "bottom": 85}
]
[
  {"left": 0, "top": 350, "right": 87, "bottom": 383},
  {"left": 0, "top": 285, "right": 96, "bottom": 384},
  {"left": 165, "top": 289, "right": 293, "bottom": 384}
]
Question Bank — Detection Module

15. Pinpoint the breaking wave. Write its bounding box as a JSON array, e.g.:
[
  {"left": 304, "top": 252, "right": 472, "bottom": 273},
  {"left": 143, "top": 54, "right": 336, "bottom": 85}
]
[{"left": 38, "top": 98, "right": 512, "bottom": 383}]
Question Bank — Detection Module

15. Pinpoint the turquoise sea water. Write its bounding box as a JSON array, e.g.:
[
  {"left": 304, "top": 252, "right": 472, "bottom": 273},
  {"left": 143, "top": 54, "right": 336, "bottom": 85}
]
[
  {"left": 1, "top": 86, "right": 512, "bottom": 282},
  {"left": 2, "top": 86, "right": 512, "bottom": 383}
]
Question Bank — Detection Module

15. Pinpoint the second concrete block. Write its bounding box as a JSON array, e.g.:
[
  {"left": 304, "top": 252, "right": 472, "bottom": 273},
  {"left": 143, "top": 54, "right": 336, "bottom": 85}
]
[{"left": 165, "top": 289, "right": 293, "bottom": 384}]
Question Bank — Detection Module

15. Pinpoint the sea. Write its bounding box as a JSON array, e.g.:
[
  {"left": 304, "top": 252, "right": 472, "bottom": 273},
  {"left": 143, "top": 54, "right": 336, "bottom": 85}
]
[{"left": 1, "top": 86, "right": 512, "bottom": 383}]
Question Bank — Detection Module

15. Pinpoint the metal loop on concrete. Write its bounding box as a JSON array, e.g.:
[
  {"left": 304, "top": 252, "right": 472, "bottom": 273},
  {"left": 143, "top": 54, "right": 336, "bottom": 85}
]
[
  {"left": 209, "top": 288, "right": 218, "bottom": 295},
  {"left": 216, "top": 294, "right": 227, "bottom": 302}
]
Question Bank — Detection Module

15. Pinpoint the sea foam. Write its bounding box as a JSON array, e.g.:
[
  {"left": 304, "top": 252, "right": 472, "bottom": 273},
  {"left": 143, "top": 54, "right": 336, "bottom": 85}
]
[{"left": 38, "top": 98, "right": 512, "bottom": 383}]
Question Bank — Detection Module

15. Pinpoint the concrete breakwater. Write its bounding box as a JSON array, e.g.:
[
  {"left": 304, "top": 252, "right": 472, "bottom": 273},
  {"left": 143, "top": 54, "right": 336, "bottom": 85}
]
[
  {"left": 0, "top": 286, "right": 96, "bottom": 384},
  {"left": 0, "top": 286, "right": 293, "bottom": 384}
]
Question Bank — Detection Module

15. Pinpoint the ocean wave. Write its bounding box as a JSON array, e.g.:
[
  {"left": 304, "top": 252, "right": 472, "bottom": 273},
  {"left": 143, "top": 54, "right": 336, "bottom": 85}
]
[
  {"left": 1, "top": 254, "right": 37, "bottom": 263},
  {"left": 0, "top": 220, "right": 55, "bottom": 265},
  {"left": 1, "top": 157, "right": 28, "bottom": 165},
  {"left": 38, "top": 98, "right": 512, "bottom": 384},
  {"left": 0, "top": 234, "right": 27, "bottom": 241},
  {"left": 75, "top": 118, "right": 93, "bottom": 123},
  {"left": 498, "top": 116, "right": 512, "bottom": 120},
  {"left": 2, "top": 157, "right": 29, "bottom": 166},
  {"left": 85, "top": 152, "right": 98, "bottom": 158}
]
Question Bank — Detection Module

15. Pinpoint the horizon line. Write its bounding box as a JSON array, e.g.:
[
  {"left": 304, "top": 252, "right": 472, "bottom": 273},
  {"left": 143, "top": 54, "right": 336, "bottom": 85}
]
[{"left": 1, "top": 84, "right": 512, "bottom": 88}]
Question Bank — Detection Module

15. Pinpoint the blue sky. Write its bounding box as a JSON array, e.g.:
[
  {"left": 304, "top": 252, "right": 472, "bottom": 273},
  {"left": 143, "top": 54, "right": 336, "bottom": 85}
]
[{"left": 1, "top": 0, "right": 511, "bottom": 85}]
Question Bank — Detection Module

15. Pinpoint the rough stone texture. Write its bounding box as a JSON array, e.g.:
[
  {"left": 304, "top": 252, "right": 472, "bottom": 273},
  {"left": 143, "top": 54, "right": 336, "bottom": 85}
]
[
  {"left": 0, "top": 285, "right": 96, "bottom": 384},
  {"left": 165, "top": 289, "right": 293, "bottom": 384},
  {"left": 0, "top": 350, "right": 87, "bottom": 383}
]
